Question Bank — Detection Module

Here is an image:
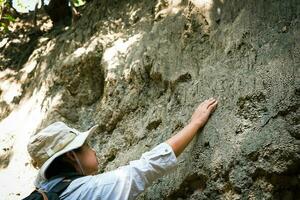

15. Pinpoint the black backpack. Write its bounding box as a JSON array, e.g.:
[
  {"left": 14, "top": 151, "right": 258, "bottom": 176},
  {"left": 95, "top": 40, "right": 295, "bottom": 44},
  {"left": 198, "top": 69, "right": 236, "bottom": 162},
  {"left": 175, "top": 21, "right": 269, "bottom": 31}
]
[{"left": 22, "top": 174, "right": 82, "bottom": 200}]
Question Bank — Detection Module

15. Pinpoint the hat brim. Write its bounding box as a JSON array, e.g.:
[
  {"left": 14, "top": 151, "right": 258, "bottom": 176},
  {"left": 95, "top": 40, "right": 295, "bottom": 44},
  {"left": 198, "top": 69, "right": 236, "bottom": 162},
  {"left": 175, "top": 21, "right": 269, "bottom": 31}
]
[{"left": 34, "top": 125, "right": 98, "bottom": 187}]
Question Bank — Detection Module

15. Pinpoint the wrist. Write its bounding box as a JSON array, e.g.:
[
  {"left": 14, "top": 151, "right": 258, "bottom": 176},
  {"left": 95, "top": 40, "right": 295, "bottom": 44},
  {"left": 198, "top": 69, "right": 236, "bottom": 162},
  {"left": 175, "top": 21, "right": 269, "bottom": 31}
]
[{"left": 188, "top": 121, "right": 203, "bottom": 130}]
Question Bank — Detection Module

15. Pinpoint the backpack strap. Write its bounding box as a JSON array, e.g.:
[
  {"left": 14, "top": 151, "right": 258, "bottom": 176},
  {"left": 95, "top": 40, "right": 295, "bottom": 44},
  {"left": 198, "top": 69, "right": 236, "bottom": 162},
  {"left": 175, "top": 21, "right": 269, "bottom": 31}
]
[
  {"left": 22, "top": 174, "right": 82, "bottom": 200},
  {"left": 36, "top": 190, "right": 49, "bottom": 200},
  {"left": 49, "top": 173, "right": 83, "bottom": 196}
]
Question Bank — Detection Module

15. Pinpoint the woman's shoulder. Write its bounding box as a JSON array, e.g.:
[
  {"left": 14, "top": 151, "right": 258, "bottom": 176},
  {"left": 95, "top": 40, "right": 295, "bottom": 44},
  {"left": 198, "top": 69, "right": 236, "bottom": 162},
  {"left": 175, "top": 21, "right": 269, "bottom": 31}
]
[
  {"left": 64, "top": 170, "right": 123, "bottom": 189},
  {"left": 62, "top": 171, "right": 123, "bottom": 198},
  {"left": 88, "top": 168, "right": 128, "bottom": 187}
]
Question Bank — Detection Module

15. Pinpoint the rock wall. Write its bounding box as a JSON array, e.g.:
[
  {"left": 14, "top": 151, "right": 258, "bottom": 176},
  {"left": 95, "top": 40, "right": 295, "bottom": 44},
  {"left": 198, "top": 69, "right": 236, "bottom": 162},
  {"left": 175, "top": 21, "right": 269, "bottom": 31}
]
[{"left": 0, "top": 0, "right": 299, "bottom": 199}]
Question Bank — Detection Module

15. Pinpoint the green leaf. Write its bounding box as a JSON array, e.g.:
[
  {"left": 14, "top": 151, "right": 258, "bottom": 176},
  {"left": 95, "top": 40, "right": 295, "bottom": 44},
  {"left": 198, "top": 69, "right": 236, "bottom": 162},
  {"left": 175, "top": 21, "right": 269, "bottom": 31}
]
[
  {"left": 0, "top": 22, "right": 9, "bottom": 33},
  {"left": 3, "top": 14, "right": 15, "bottom": 22},
  {"left": 73, "top": 0, "right": 86, "bottom": 7}
]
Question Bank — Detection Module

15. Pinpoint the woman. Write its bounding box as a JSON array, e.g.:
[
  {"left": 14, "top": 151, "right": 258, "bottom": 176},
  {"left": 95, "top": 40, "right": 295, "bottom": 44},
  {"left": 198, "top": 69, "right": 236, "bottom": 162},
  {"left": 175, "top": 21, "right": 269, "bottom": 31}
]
[{"left": 27, "top": 98, "right": 218, "bottom": 199}]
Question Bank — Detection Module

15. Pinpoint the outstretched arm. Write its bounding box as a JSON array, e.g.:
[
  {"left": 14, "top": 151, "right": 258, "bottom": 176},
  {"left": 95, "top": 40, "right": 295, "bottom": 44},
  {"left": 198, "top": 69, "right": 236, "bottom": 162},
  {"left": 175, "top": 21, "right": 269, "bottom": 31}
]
[{"left": 166, "top": 98, "right": 218, "bottom": 157}]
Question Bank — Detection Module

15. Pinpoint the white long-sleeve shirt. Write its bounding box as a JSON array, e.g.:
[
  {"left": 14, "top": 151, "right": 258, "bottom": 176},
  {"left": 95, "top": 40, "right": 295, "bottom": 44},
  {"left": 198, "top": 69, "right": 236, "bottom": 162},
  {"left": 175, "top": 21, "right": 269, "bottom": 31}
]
[{"left": 39, "top": 143, "right": 177, "bottom": 200}]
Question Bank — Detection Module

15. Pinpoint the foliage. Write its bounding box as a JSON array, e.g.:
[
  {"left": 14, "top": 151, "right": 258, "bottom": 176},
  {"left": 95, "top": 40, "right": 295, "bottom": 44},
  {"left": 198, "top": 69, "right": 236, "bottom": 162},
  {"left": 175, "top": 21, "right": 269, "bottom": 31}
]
[
  {"left": 73, "top": 0, "right": 86, "bottom": 7},
  {"left": 0, "top": 0, "right": 16, "bottom": 34},
  {"left": 0, "top": 0, "right": 87, "bottom": 34},
  {"left": 2, "top": 14, "right": 15, "bottom": 22}
]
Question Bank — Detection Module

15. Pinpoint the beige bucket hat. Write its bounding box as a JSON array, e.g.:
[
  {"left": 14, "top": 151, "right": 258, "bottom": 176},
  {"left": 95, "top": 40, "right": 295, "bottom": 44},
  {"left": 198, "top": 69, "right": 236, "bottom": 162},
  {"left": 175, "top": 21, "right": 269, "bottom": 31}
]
[{"left": 27, "top": 121, "right": 98, "bottom": 186}]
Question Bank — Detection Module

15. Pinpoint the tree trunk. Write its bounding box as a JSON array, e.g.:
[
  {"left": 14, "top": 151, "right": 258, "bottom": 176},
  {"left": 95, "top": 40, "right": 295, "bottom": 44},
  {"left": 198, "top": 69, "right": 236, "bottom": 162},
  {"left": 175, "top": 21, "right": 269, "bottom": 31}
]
[{"left": 44, "top": 0, "right": 72, "bottom": 26}]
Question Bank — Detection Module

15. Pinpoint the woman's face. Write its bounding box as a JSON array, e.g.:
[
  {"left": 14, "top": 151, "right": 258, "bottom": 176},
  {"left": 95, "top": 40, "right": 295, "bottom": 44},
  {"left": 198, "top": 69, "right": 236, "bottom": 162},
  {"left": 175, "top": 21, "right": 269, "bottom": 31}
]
[{"left": 75, "top": 143, "right": 99, "bottom": 175}]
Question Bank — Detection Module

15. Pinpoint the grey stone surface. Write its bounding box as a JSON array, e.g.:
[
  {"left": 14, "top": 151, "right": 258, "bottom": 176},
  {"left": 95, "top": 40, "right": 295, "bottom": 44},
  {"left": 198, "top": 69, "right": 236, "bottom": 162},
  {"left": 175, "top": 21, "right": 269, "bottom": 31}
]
[{"left": 0, "top": 0, "right": 299, "bottom": 199}]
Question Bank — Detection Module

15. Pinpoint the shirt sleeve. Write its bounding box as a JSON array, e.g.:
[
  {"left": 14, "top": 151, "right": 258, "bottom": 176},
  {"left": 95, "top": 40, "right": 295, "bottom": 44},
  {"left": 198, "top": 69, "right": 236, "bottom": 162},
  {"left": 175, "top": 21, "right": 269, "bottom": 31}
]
[{"left": 91, "top": 142, "right": 178, "bottom": 200}]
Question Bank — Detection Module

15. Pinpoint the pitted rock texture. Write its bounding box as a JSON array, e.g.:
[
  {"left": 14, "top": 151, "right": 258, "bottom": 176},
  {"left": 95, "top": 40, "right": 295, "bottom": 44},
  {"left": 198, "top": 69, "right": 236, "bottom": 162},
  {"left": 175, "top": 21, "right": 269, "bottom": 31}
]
[{"left": 0, "top": 0, "right": 299, "bottom": 199}]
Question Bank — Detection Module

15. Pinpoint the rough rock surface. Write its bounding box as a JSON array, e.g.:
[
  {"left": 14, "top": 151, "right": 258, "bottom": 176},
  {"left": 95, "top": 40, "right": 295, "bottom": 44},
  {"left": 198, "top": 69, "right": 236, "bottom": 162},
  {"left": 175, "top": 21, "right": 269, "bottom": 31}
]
[{"left": 0, "top": 0, "right": 299, "bottom": 199}]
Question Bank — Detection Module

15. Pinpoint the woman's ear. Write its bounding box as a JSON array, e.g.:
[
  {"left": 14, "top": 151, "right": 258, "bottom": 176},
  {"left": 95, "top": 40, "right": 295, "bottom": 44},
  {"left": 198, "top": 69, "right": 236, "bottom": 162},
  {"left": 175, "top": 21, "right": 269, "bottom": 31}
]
[
  {"left": 65, "top": 151, "right": 77, "bottom": 162},
  {"left": 65, "top": 151, "right": 86, "bottom": 175}
]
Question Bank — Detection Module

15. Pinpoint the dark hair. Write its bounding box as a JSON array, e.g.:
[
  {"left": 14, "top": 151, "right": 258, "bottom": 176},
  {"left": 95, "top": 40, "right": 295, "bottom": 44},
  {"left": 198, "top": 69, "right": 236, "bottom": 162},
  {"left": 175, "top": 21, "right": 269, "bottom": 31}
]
[{"left": 45, "top": 147, "right": 82, "bottom": 179}]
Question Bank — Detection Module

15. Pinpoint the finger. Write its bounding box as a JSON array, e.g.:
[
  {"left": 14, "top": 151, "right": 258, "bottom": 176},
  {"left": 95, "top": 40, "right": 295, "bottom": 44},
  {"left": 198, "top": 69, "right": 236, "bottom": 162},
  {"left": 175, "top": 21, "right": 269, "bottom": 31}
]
[
  {"left": 208, "top": 101, "right": 218, "bottom": 110},
  {"left": 203, "top": 98, "right": 214, "bottom": 103},
  {"left": 207, "top": 97, "right": 214, "bottom": 102},
  {"left": 199, "top": 99, "right": 209, "bottom": 107},
  {"left": 206, "top": 98, "right": 217, "bottom": 108},
  {"left": 208, "top": 98, "right": 216, "bottom": 103},
  {"left": 204, "top": 99, "right": 211, "bottom": 103},
  {"left": 208, "top": 101, "right": 218, "bottom": 111},
  {"left": 200, "top": 98, "right": 215, "bottom": 108}
]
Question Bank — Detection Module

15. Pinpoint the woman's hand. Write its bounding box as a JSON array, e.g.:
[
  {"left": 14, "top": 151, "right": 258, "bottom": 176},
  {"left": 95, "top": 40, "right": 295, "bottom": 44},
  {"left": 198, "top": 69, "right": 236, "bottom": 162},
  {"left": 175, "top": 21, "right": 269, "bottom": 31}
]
[
  {"left": 166, "top": 98, "right": 218, "bottom": 157},
  {"left": 190, "top": 97, "right": 218, "bottom": 129}
]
